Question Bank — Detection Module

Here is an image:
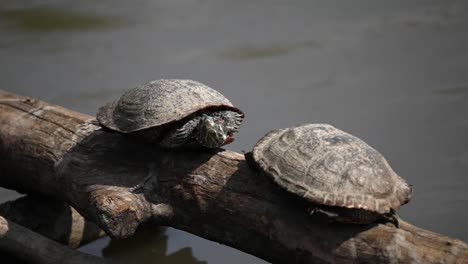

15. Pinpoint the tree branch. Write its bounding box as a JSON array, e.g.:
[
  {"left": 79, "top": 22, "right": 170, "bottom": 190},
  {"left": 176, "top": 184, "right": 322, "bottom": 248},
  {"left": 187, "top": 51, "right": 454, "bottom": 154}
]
[
  {"left": 0, "top": 215, "right": 108, "bottom": 264},
  {"left": 0, "top": 89, "right": 467, "bottom": 263},
  {"left": 0, "top": 195, "right": 105, "bottom": 248}
]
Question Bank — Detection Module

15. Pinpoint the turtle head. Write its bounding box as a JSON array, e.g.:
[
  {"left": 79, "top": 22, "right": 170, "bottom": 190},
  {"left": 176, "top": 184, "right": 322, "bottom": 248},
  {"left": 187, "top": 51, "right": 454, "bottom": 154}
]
[{"left": 196, "top": 114, "right": 232, "bottom": 148}]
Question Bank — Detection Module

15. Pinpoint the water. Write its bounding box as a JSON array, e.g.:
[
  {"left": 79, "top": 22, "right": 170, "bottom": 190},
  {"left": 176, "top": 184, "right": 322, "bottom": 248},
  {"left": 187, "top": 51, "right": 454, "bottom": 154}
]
[{"left": 1, "top": 0, "right": 467, "bottom": 262}]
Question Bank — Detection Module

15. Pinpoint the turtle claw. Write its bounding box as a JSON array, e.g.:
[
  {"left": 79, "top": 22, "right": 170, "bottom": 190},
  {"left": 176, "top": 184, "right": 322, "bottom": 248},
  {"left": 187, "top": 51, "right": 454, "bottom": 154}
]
[
  {"left": 308, "top": 207, "right": 317, "bottom": 215},
  {"left": 129, "top": 182, "right": 145, "bottom": 193},
  {"left": 129, "top": 177, "right": 152, "bottom": 193},
  {"left": 383, "top": 210, "right": 401, "bottom": 228},
  {"left": 129, "top": 170, "right": 158, "bottom": 193}
]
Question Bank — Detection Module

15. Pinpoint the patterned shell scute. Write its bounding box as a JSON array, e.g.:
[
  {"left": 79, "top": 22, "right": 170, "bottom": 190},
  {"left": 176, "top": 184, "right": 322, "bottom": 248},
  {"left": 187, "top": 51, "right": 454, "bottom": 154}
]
[
  {"left": 97, "top": 79, "right": 239, "bottom": 133},
  {"left": 252, "top": 124, "right": 412, "bottom": 214}
]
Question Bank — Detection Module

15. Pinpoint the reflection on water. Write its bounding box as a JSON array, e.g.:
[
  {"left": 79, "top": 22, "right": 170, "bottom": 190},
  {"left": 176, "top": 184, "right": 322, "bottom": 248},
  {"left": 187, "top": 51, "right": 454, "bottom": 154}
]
[
  {"left": 49, "top": 89, "right": 126, "bottom": 111},
  {"left": 101, "top": 227, "right": 207, "bottom": 264},
  {"left": 0, "top": 7, "right": 123, "bottom": 32},
  {"left": 79, "top": 226, "right": 264, "bottom": 263},
  {"left": 1, "top": 0, "right": 468, "bottom": 263},
  {"left": 220, "top": 40, "right": 320, "bottom": 60},
  {"left": 433, "top": 85, "right": 468, "bottom": 96}
]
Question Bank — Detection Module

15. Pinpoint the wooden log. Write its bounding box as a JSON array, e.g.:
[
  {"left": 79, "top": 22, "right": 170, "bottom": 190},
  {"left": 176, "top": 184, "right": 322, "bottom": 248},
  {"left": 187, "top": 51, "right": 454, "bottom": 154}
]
[
  {"left": 0, "top": 215, "right": 108, "bottom": 264},
  {"left": 0, "top": 89, "right": 467, "bottom": 263},
  {"left": 0, "top": 195, "right": 105, "bottom": 248}
]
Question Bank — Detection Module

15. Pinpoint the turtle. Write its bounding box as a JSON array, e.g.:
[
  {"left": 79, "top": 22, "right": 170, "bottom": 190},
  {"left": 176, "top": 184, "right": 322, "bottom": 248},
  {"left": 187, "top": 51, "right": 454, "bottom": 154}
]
[
  {"left": 246, "top": 124, "right": 412, "bottom": 227},
  {"left": 97, "top": 79, "right": 244, "bottom": 148}
]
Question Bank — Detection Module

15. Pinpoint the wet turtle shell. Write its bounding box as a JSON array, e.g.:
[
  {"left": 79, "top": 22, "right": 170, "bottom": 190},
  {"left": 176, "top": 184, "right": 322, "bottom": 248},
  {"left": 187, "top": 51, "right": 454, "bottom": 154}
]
[
  {"left": 97, "top": 79, "right": 244, "bottom": 134},
  {"left": 250, "top": 124, "right": 412, "bottom": 219}
]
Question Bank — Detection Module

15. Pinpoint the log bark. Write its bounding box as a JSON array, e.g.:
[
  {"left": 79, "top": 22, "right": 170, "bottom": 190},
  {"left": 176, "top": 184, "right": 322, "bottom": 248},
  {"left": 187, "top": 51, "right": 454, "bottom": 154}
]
[
  {"left": 0, "top": 215, "right": 108, "bottom": 264},
  {"left": 0, "top": 89, "right": 467, "bottom": 263},
  {"left": 0, "top": 195, "right": 105, "bottom": 248}
]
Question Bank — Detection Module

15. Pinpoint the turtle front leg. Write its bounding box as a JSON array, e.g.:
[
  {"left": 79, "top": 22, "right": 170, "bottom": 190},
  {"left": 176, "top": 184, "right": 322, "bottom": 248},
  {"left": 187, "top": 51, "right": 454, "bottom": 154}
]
[
  {"left": 159, "top": 117, "right": 201, "bottom": 148},
  {"left": 130, "top": 164, "right": 159, "bottom": 193},
  {"left": 309, "top": 206, "right": 383, "bottom": 225},
  {"left": 309, "top": 207, "right": 340, "bottom": 218}
]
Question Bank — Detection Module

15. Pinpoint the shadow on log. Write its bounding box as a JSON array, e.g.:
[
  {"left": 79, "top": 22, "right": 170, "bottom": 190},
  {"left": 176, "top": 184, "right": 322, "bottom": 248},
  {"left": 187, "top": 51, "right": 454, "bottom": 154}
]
[
  {"left": 0, "top": 195, "right": 105, "bottom": 248},
  {"left": 0, "top": 89, "right": 467, "bottom": 263}
]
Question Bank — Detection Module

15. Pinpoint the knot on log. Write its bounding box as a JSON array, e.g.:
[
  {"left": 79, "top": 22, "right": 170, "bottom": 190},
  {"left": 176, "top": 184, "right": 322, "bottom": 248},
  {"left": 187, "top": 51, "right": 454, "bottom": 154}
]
[{"left": 88, "top": 188, "right": 151, "bottom": 238}]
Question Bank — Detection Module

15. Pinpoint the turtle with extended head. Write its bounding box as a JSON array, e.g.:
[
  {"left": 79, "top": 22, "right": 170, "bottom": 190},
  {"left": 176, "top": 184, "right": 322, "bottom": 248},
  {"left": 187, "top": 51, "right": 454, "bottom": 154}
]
[
  {"left": 246, "top": 124, "right": 412, "bottom": 227},
  {"left": 97, "top": 79, "right": 244, "bottom": 148}
]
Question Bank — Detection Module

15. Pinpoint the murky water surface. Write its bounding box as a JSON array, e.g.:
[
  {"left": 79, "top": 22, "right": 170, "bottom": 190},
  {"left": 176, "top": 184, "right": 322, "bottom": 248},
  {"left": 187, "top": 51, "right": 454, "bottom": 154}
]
[{"left": 1, "top": 1, "right": 467, "bottom": 263}]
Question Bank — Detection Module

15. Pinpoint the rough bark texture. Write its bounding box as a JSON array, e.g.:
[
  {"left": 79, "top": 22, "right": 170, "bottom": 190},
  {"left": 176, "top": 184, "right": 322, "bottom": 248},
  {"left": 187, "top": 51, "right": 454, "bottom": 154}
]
[
  {"left": 0, "top": 89, "right": 467, "bottom": 263},
  {"left": 0, "top": 195, "right": 105, "bottom": 248},
  {"left": 0, "top": 215, "right": 108, "bottom": 264}
]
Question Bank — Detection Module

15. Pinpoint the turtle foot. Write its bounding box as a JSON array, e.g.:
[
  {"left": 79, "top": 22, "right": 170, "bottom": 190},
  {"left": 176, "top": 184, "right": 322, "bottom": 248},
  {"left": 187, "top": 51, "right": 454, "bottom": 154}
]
[{"left": 382, "top": 210, "right": 400, "bottom": 228}]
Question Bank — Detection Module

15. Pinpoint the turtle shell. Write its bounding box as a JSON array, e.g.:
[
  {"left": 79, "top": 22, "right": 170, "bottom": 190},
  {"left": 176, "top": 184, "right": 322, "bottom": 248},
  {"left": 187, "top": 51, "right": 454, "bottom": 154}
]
[
  {"left": 252, "top": 124, "right": 412, "bottom": 214},
  {"left": 97, "top": 79, "right": 244, "bottom": 133}
]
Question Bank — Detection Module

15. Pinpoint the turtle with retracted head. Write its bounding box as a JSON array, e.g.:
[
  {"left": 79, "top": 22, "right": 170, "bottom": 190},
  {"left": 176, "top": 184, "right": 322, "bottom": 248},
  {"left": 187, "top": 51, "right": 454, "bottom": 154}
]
[
  {"left": 246, "top": 124, "right": 412, "bottom": 227},
  {"left": 97, "top": 79, "right": 244, "bottom": 149}
]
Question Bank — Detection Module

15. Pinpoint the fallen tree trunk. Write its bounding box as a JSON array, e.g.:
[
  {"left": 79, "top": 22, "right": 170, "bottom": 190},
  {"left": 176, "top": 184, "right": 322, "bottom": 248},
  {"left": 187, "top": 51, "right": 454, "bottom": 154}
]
[
  {"left": 0, "top": 89, "right": 467, "bottom": 263},
  {"left": 0, "top": 195, "right": 105, "bottom": 248},
  {"left": 0, "top": 215, "right": 108, "bottom": 264}
]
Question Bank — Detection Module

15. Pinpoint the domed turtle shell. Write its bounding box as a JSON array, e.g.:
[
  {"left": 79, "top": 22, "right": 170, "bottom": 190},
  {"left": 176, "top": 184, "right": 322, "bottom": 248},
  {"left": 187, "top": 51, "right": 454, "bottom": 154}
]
[
  {"left": 251, "top": 124, "right": 412, "bottom": 214},
  {"left": 97, "top": 79, "right": 244, "bottom": 133}
]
